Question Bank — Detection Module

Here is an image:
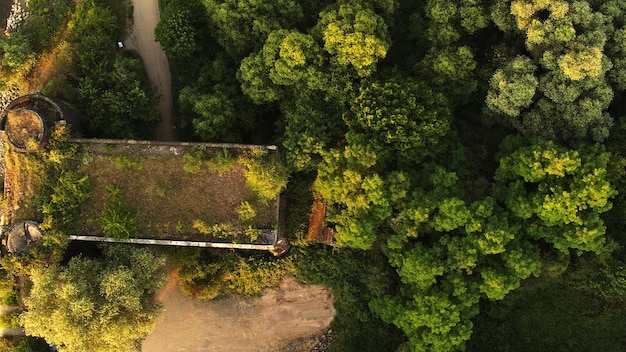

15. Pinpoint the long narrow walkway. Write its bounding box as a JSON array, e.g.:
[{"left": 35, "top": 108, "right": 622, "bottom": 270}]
[{"left": 125, "top": 0, "right": 176, "bottom": 141}]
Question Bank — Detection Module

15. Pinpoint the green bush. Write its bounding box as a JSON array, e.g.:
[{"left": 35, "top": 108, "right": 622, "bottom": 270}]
[
  {"left": 244, "top": 226, "right": 261, "bottom": 242},
  {"left": 236, "top": 201, "right": 256, "bottom": 222},
  {"left": 98, "top": 186, "right": 138, "bottom": 239},
  {"left": 206, "top": 148, "right": 236, "bottom": 174},
  {"left": 240, "top": 150, "right": 289, "bottom": 203},
  {"left": 191, "top": 220, "right": 237, "bottom": 239},
  {"left": 167, "top": 248, "right": 293, "bottom": 299}
]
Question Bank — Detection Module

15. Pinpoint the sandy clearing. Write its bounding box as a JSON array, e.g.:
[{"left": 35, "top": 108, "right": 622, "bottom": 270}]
[
  {"left": 125, "top": 0, "right": 176, "bottom": 141},
  {"left": 142, "top": 275, "right": 335, "bottom": 352}
]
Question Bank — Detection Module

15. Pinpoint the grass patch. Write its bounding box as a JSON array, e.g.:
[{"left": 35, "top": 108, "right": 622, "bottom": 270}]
[
  {"left": 1, "top": 126, "right": 90, "bottom": 273},
  {"left": 98, "top": 186, "right": 138, "bottom": 239},
  {"left": 74, "top": 143, "right": 280, "bottom": 242},
  {"left": 114, "top": 155, "right": 143, "bottom": 170}
]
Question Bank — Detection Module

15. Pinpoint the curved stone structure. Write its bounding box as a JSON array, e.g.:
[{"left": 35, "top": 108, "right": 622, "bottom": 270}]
[
  {"left": 4, "top": 220, "right": 43, "bottom": 254},
  {"left": 0, "top": 94, "right": 63, "bottom": 152}
]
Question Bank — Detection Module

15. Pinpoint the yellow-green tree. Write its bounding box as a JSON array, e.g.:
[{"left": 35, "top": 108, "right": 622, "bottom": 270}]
[
  {"left": 372, "top": 137, "right": 616, "bottom": 351},
  {"left": 21, "top": 245, "right": 166, "bottom": 352},
  {"left": 487, "top": 0, "right": 616, "bottom": 142}
]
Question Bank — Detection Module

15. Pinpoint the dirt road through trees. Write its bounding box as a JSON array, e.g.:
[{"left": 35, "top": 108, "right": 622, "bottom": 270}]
[{"left": 125, "top": 0, "right": 175, "bottom": 141}]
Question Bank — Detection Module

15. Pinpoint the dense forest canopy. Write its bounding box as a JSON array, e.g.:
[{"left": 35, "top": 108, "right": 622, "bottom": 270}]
[
  {"left": 4, "top": 0, "right": 626, "bottom": 350},
  {"left": 156, "top": 0, "right": 626, "bottom": 350}
]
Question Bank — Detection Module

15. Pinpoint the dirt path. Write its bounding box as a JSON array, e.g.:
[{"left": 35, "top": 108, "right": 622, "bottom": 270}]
[
  {"left": 142, "top": 275, "right": 335, "bottom": 352},
  {"left": 125, "top": 0, "right": 176, "bottom": 141}
]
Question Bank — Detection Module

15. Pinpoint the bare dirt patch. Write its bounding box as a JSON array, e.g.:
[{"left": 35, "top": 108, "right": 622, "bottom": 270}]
[
  {"left": 306, "top": 197, "right": 326, "bottom": 243},
  {"left": 306, "top": 194, "right": 334, "bottom": 245},
  {"left": 142, "top": 275, "right": 335, "bottom": 352}
]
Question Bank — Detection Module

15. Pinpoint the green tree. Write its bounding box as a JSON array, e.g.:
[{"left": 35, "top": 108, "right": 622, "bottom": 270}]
[
  {"left": 67, "top": 0, "right": 118, "bottom": 74},
  {"left": 77, "top": 54, "right": 160, "bottom": 138},
  {"left": 315, "top": 2, "right": 390, "bottom": 77},
  {"left": 204, "top": 0, "right": 304, "bottom": 60},
  {"left": 408, "top": 0, "right": 490, "bottom": 105},
  {"left": 487, "top": 0, "right": 615, "bottom": 142},
  {"left": 314, "top": 136, "right": 396, "bottom": 249},
  {"left": 21, "top": 245, "right": 166, "bottom": 352},
  {"left": 25, "top": 0, "right": 73, "bottom": 51},
  {"left": 239, "top": 29, "right": 326, "bottom": 104},
  {"left": 494, "top": 135, "right": 617, "bottom": 254},
  {"left": 0, "top": 33, "right": 31, "bottom": 71},
  {"left": 280, "top": 90, "right": 346, "bottom": 171},
  {"left": 345, "top": 76, "right": 451, "bottom": 166},
  {"left": 486, "top": 56, "right": 538, "bottom": 117},
  {"left": 179, "top": 87, "right": 236, "bottom": 141},
  {"left": 65, "top": 0, "right": 159, "bottom": 138},
  {"left": 371, "top": 137, "right": 617, "bottom": 351},
  {"left": 601, "top": 1, "right": 626, "bottom": 91},
  {"left": 154, "top": 0, "right": 203, "bottom": 59},
  {"left": 178, "top": 56, "right": 258, "bottom": 142}
]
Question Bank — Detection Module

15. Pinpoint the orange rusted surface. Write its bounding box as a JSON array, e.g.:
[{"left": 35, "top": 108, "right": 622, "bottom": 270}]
[{"left": 306, "top": 197, "right": 333, "bottom": 245}]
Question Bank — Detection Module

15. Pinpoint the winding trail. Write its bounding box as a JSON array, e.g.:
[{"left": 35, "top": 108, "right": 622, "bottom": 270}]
[{"left": 125, "top": 0, "right": 176, "bottom": 141}]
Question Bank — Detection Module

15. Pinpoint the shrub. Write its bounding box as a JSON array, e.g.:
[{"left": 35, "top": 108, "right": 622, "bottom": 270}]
[
  {"left": 192, "top": 220, "right": 237, "bottom": 239},
  {"left": 98, "top": 186, "right": 138, "bottom": 239},
  {"left": 236, "top": 201, "right": 256, "bottom": 222},
  {"left": 224, "top": 255, "right": 293, "bottom": 296},
  {"left": 167, "top": 248, "right": 293, "bottom": 299},
  {"left": 182, "top": 151, "right": 204, "bottom": 173},
  {"left": 0, "top": 311, "right": 21, "bottom": 328},
  {"left": 206, "top": 148, "right": 236, "bottom": 174},
  {"left": 240, "top": 150, "right": 289, "bottom": 203},
  {"left": 244, "top": 225, "right": 261, "bottom": 242}
]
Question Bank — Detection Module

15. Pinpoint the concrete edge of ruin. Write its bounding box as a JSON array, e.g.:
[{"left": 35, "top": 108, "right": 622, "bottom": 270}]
[
  {"left": 69, "top": 235, "right": 276, "bottom": 250},
  {"left": 69, "top": 138, "right": 278, "bottom": 151}
]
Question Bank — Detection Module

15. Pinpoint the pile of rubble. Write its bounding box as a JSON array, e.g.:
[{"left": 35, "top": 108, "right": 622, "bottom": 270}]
[
  {"left": 0, "top": 86, "right": 19, "bottom": 113},
  {"left": 4, "top": 0, "right": 29, "bottom": 34},
  {"left": 282, "top": 329, "right": 333, "bottom": 352}
]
